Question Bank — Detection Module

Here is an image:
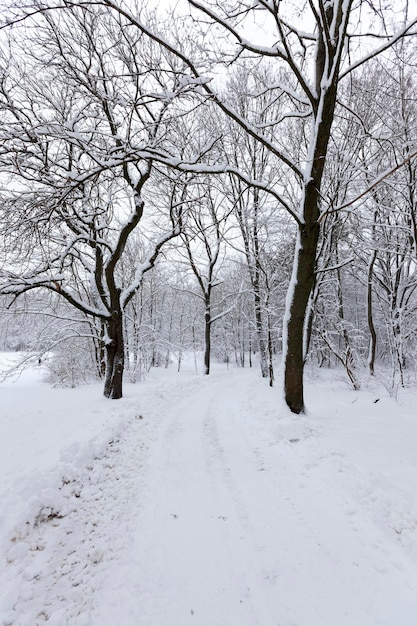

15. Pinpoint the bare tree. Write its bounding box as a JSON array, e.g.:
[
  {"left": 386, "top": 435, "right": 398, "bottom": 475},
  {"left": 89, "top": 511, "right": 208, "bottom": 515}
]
[
  {"left": 2, "top": 0, "right": 417, "bottom": 411},
  {"left": 0, "top": 6, "right": 196, "bottom": 397},
  {"left": 81, "top": 0, "right": 416, "bottom": 412},
  {"left": 176, "top": 177, "right": 234, "bottom": 375},
  {"left": 218, "top": 65, "right": 294, "bottom": 383},
  {"left": 343, "top": 54, "right": 417, "bottom": 385}
]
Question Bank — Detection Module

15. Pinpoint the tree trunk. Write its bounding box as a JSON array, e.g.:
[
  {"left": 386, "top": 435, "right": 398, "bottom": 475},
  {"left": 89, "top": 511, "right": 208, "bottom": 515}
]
[
  {"left": 283, "top": 12, "right": 341, "bottom": 412},
  {"left": 391, "top": 305, "right": 405, "bottom": 387},
  {"left": 103, "top": 309, "right": 125, "bottom": 399},
  {"left": 367, "top": 249, "right": 377, "bottom": 375},
  {"left": 93, "top": 321, "right": 107, "bottom": 379},
  {"left": 336, "top": 262, "right": 359, "bottom": 389},
  {"left": 252, "top": 201, "right": 269, "bottom": 378},
  {"left": 204, "top": 298, "right": 211, "bottom": 375},
  {"left": 267, "top": 316, "right": 274, "bottom": 387},
  {"left": 236, "top": 190, "right": 269, "bottom": 378},
  {"left": 254, "top": 286, "right": 269, "bottom": 378},
  {"left": 284, "top": 184, "right": 320, "bottom": 413}
]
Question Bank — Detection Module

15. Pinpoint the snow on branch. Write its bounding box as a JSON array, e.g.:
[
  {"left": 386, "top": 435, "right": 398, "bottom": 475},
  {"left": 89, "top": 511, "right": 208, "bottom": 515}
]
[
  {"left": 315, "top": 257, "right": 354, "bottom": 274},
  {"left": 341, "top": 17, "right": 417, "bottom": 80},
  {"left": 121, "top": 224, "right": 181, "bottom": 308},
  {"left": 189, "top": 0, "right": 287, "bottom": 57},
  {"left": 319, "top": 148, "right": 417, "bottom": 222},
  {"left": 0, "top": 272, "right": 110, "bottom": 319},
  {"left": 95, "top": 0, "right": 303, "bottom": 179}
]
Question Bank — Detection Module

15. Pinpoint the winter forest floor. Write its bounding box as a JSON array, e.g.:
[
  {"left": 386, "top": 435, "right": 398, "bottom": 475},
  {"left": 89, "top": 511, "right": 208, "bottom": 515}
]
[{"left": 1, "top": 356, "right": 417, "bottom": 625}]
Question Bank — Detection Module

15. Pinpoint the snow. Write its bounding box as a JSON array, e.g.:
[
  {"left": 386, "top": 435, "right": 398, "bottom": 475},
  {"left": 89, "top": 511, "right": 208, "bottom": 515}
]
[{"left": 2, "top": 354, "right": 417, "bottom": 625}]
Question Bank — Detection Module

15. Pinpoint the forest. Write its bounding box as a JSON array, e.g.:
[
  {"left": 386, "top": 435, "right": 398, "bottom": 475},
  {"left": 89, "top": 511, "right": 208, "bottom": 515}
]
[
  {"left": 1, "top": 0, "right": 417, "bottom": 413},
  {"left": 3, "top": 3, "right": 417, "bottom": 623}
]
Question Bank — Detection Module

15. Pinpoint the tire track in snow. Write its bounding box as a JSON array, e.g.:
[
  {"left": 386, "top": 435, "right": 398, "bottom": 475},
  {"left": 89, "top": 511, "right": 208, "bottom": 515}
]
[
  {"left": 128, "top": 372, "right": 281, "bottom": 626},
  {"left": 189, "top": 373, "right": 417, "bottom": 626},
  {"left": 4, "top": 370, "right": 417, "bottom": 626}
]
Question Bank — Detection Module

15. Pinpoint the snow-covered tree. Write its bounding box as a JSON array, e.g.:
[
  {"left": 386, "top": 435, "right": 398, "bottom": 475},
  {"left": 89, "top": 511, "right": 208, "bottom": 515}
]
[
  {"left": 0, "top": 5, "right": 205, "bottom": 397},
  {"left": 1, "top": 0, "right": 417, "bottom": 411},
  {"left": 79, "top": 0, "right": 416, "bottom": 412}
]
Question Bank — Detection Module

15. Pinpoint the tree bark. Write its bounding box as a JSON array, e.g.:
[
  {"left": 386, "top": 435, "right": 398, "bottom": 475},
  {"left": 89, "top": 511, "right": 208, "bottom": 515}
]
[
  {"left": 252, "top": 194, "right": 269, "bottom": 378},
  {"left": 284, "top": 192, "right": 320, "bottom": 413},
  {"left": 283, "top": 0, "right": 344, "bottom": 412},
  {"left": 103, "top": 308, "right": 125, "bottom": 399},
  {"left": 254, "top": 283, "right": 269, "bottom": 378},
  {"left": 367, "top": 249, "right": 377, "bottom": 375},
  {"left": 267, "top": 315, "right": 274, "bottom": 387},
  {"left": 204, "top": 297, "right": 211, "bottom": 375}
]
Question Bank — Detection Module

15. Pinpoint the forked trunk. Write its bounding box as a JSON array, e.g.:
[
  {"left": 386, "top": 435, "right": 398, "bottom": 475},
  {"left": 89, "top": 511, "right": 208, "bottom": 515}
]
[{"left": 103, "top": 310, "right": 125, "bottom": 399}]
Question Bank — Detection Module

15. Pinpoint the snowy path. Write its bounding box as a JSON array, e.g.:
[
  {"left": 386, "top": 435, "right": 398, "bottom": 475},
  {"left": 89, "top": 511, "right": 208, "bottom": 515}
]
[
  {"left": 117, "top": 371, "right": 417, "bottom": 626},
  {"left": 2, "top": 366, "right": 417, "bottom": 625},
  {"left": 124, "top": 373, "right": 285, "bottom": 626}
]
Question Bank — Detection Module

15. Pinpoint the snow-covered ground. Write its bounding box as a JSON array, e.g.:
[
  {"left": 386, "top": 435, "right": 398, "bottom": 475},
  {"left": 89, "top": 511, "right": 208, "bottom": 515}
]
[{"left": 1, "top": 354, "right": 417, "bottom": 625}]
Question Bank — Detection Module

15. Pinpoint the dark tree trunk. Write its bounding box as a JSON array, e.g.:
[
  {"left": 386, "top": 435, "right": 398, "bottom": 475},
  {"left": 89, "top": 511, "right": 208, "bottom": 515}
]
[
  {"left": 335, "top": 261, "right": 359, "bottom": 389},
  {"left": 93, "top": 321, "right": 107, "bottom": 379},
  {"left": 283, "top": 1, "right": 344, "bottom": 413},
  {"left": 253, "top": 197, "right": 269, "bottom": 379},
  {"left": 103, "top": 308, "right": 125, "bottom": 399},
  {"left": 254, "top": 284, "right": 269, "bottom": 378},
  {"left": 267, "top": 317, "right": 274, "bottom": 387},
  {"left": 284, "top": 196, "right": 320, "bottom": 413},
  {"left": 236, "top": 190, "right": 269, "bottom": 378},
  {"left": 204, "top": 298, "right": 211, "bottom": 375}
]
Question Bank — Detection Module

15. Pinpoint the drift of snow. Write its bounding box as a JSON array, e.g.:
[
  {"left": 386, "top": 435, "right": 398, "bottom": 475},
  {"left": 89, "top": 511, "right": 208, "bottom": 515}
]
[{"left": 1, "top": 354, "right": 417, "bottom": 625}]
